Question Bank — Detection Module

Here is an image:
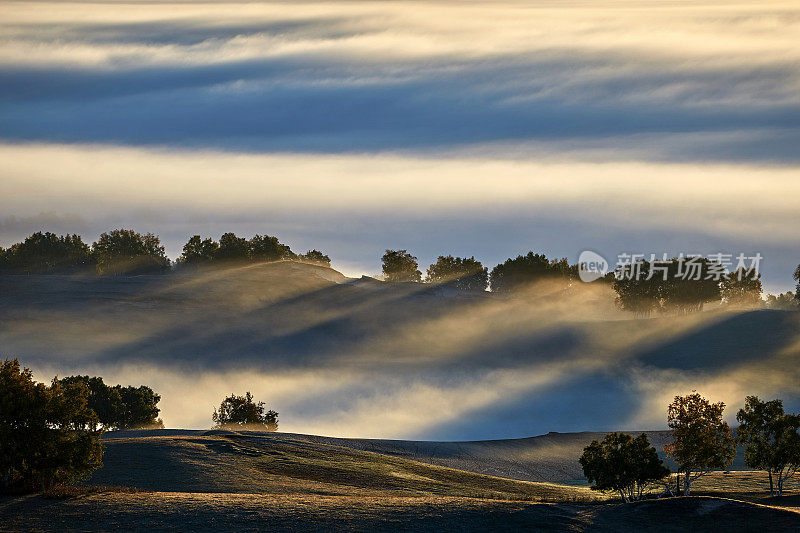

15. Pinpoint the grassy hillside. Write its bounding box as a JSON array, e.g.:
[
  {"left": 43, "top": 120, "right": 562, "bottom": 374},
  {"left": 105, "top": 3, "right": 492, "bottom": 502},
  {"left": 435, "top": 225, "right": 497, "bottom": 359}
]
[
  {"left": 1, "top": 430, "right": 798, "bottom": 532},
  {"left": 89, "top": 431, "right": 597, "bottom": 501}
]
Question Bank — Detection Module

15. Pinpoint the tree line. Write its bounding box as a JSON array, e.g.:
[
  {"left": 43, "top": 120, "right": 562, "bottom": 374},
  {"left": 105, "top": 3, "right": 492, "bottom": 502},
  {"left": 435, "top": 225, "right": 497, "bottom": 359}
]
[
  {"left": 580, "top": 392, "right": 800, "bottom": 501},
  {"left": 2, "top": 231, "right": 798, "bottom": 313},
  {"left": 0, "top": 230, "right": 329, "bottom": 275}
]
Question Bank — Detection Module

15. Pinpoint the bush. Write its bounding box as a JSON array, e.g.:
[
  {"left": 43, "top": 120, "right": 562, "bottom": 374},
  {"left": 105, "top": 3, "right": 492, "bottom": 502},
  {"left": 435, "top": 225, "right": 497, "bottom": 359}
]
[
  {"left": 0, "top": 359, "right": 103, "bottom": 493},
  {"left": 212, "top": 392, "right": 278, "bottom": 431}
]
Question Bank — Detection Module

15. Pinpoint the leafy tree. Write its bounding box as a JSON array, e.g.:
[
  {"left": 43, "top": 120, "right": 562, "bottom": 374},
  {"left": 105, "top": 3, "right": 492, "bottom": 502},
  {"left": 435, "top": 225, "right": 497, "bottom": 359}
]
[
  {"left": 212, "top": 392, "right": 278, "bottom": 431},
  {"left": 720, "top": 268, "right": 762, "bottom": 308},
  {"left": 613, "top": 260, "right": 662, "bottom": 318},
  {"left": 579, "top": 432, "right": 669, "bottom": 502},
  {"left": 92, "top": 229, "right": 170, "bottom": 275},
  {"left": 425, "top": 255, "right": 488, "bottom": 291},
  {"left": 664, "top": 392, "right": 735, "bottom": 495},
  {"left": 764, "top": 292, "right": 799, "bottom": 310},
  {"left": 58, "top": 376, "right": 163, "bottom": 430},
  {"left": 659, "top": 258, "right": 721, "bottom": 313},
  {"left": 248, "top": 234, "right": 294, "bottom": 262},
  {"left": 177, "top": 235, "right": 219, "bottom": 265},
  {"left": 736, "top": 396, "right": 800, "bottom": 497},
  {"left": 382, "top": 250, "right": 421, "bottom": 282},
  {"left": 794, "top": 264, "right": 800, "bottom": 301},
  {"left": 215, "top": 232, "right": 249, "bottom": 262},
  {"left": 115, "top": 385, "right": 163, "bottom": 430},
  {"left": 1, "top": 359, "right": 103, "bottom": 493},
  {"left": 0, "top": 232, "right": 93, "bottom": 274},
  {"left": 299, "top": 249, "right": 331, "bottom": 266},
  {"left": 489, "top": 252, "right": 576, "bottom": 292},
  {"left": 613, "top": 258, "right": 722, "bottom": 316}
]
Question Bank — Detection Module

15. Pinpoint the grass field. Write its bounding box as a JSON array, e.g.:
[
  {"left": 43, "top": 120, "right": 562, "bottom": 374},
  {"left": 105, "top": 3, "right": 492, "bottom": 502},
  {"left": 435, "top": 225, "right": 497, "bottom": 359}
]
[{"left": 2, "top": 430, "right": 798, "bottom": 532}]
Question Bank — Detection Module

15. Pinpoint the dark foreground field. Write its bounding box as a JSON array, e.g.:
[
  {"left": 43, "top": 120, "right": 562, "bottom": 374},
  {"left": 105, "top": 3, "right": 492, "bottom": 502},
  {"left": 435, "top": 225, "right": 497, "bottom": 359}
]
[{"left": 1, "top": 431, "right": 798, "bottom": 532}]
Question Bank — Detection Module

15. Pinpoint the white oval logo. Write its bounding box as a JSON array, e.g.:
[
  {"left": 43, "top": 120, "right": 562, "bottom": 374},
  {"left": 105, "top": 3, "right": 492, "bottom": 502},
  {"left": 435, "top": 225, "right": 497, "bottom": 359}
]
[{"left": 578, "top": 250, "right": 608, "bottom": 282}]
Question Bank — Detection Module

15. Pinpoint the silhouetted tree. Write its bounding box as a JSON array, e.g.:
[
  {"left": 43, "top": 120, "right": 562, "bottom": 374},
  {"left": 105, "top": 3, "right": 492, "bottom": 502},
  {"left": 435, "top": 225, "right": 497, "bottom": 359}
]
[
  {"left": 382, "top": 250, "right": 421, "bottom": 282},
  {"left": 737, "top": 396, "right": 800, "bottom": 497},
  {"left": 1, "top": 359, "right": 103, "bottom": 493},
  {"left": 659, "top": 258, "right": 721, "bottom": 313},
  {"left": 720, "top": 268, "right": 762, "bottom": 308},
  {"left": 248, "top": 234, "right": 294, "bottom": 262},
  {"left": 489, "top": 252, "right": 576, "bottom": 292},
  {"left": 613, "top": 258, "right": 722, "bottom": 316},
  {"left": 764, "top": 292, "right": 799, "bottom": 310},
  {"left": 215, "top": 232, "right": 249, "bottom": 262},
  {"left": 425, "top": 255, "right": 488, "bottom": 291},
  {"left": 212, "top": 392, "right": 278, "bottom": 431},
  {"left": 0, "top": 232, "right": 93, "bottom": 274},
  {"left": 58, "top": 376, "right": 163, "bottom": 430},
  {"left": 794, "top": 264, "right": 800, "bottom": 301},
  {"left": 664, "top": 392, "right": 735, "bottom": 495},
  {"left": 177, "top": 235, "right": 219, "bottom": 265},
  {"left": 613, "top": 260, "right": 662, "bottom": 317},
  {"left": 580, "top": 432, "right": 669, "bottom": 502},
  {"left": 299, "top": 249, "right": 331, "bottom": 266},
  {"left": 92, "top": 229, "right": 170, "bottom": 275}
]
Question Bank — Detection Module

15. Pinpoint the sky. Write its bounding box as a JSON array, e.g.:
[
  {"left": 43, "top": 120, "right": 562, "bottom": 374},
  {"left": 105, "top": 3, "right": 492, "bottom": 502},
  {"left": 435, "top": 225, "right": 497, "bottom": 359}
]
[{"left": 1, "top": 0, "right": 799, "bottom": 291}]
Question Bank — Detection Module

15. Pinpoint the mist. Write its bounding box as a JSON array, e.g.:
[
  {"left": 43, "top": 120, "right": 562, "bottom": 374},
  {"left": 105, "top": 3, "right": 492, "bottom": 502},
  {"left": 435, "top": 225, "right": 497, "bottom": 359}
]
[{"left": 3, "top": 263, "right": 797, "bottom": 440}]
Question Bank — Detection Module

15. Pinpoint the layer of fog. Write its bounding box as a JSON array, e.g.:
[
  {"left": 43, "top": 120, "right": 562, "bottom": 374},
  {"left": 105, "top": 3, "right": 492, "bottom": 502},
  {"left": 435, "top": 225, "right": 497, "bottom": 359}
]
[{"left": 3, "top": 263, "right": 798, "bottom": 440}]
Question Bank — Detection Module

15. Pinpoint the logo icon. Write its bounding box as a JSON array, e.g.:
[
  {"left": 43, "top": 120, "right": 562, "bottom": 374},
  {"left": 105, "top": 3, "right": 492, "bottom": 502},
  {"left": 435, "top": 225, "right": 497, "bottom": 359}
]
[{"left": 578, "top": 250, "right": 608, "bottom": 282}]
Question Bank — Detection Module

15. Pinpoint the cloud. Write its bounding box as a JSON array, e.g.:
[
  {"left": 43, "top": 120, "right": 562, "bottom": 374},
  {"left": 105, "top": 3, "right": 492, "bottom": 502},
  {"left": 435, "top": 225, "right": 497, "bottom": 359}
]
[{"left": 0, "top": 1, "right": 799, "bottom": 159}]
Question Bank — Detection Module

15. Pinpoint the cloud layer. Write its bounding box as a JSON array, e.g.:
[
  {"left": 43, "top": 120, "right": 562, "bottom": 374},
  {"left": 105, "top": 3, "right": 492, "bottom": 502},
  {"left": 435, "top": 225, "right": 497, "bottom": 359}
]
[{"left": 1, "top": 1, "right": 799, "bottom": 158}]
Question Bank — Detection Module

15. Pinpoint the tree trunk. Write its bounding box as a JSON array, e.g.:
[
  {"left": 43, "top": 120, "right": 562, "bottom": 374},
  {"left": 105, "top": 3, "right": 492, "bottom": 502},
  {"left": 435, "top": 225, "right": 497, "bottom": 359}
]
[
  {"left": 769, "top": 470, "right": 774, "bottom": 497},
  {"left": 683, "top": 471, "right": 691, "bottom": 496}
]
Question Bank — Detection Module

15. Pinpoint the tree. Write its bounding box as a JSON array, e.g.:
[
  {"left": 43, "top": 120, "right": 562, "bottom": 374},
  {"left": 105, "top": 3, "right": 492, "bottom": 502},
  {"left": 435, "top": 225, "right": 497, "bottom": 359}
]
[
  {"left": 299, "top": 249, "right": 330, "bottom": 266},
  {"left": 425, "top": 255, "right": 488, "bottom": 291},
  {"left": 215, "top": 232, "right": 249, "bottom": 262},
  {"left": 212, "top": 392, "right": 278, "bottom": 431},
  {"left": 764, "top": 292, "right": 799, "bottom": 310},
  {"left": 579, "top": 432, "right": 669, "bottom": 502},
  {"left": 613, "top": 260, "right": 662, "bottom": 318},
  {"left": 248, "top": 234, "right": 294, "bottom": 262},
  {"left": 177, "top": 235, "right": 219, "bottom": 265},
  {"left": 382, "top": 250, "right": 421, "bottom": 282},
  {"left": 721, "top": 268, "right": 762, "bottom": 308},
  {"left": 58, "top": 376, "right": 163, "bottom": 430},
  {"left": 736, "top": 396, "right": 800, "bottom": 497},
  {"left": 489, "top": 252, "right": 576, "bottom": 292},
  {"left": 612, "top": 258, "right": 722, "bottom": 317},
  {"left": 659, "top": 258, "right": 721, "bottom": 313},
  {"left": 0, "top": 359, "right": 103, "bottom": 492},
  {"left": 0, "top": 232, "right": 94, "bottom": 274},
  {"left": 664, "top": 392, "right": 736, "bottom": 495},
  {"left": 794, "top": 264, "right": 800, "bottom": 301},
  {"left": 115, "top": 385, "right": 163, "bottom": 430},
  {"left": 92, "top": 229, "right": 170, "bottom": 275}
]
